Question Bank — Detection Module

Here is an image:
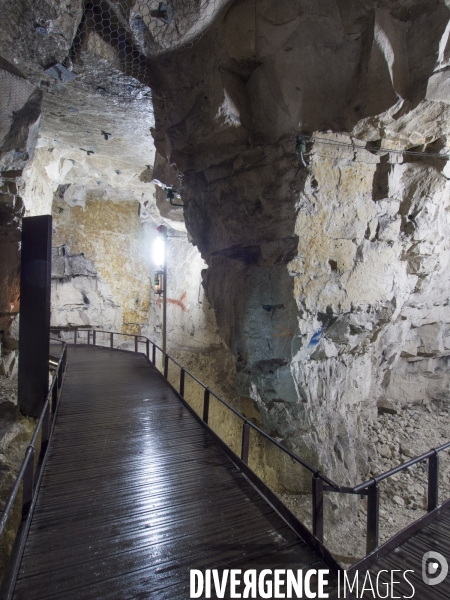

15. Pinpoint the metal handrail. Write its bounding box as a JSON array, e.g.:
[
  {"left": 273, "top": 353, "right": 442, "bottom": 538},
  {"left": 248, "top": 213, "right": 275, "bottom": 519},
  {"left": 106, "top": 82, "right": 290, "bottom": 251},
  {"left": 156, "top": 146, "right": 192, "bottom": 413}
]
[
  {"left": 52, "top": 327, "right": 450, "bottom": 557},
  {"left": 353, "top": 445, "right": 450, "bottom": 492},
  {"left": 0, "top": 341, "right": 68, "bottom": 596}
]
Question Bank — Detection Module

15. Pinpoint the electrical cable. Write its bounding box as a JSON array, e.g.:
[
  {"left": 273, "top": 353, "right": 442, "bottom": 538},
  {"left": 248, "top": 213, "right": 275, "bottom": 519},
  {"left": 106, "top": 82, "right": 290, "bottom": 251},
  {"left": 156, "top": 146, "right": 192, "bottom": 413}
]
[
  {"left": 232, "top": 130, "right": 449, "bottom": 176},
  {"left": 295, "top": 135, "right": 308, "bottom": 166},
  {"left": 169, "top": 197, "right": 184, "bottom": 207},
  {"left": 300, "top": 135, "right": 450, "bottom": 160},
  {"left": 201, "top": 130, "right": 448, "bottom": 187}
]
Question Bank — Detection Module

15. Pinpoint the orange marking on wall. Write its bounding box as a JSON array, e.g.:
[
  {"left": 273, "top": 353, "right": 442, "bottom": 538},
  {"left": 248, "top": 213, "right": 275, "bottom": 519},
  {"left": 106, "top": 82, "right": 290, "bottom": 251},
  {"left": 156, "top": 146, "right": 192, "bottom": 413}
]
[
  {"left": 156, "top": 291, "right": 187, "bottom": 311},
  {"left": 168, "top": 291, "right": 187, "bottom": 311},
  {"left": 273, "top": 328, "right": 293, "bottom": 338}
]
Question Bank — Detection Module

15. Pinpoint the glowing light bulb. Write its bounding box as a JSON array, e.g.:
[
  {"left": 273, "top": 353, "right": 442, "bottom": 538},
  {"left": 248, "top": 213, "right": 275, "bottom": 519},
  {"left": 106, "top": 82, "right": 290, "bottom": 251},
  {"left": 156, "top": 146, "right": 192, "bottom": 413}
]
[{"left": 152, "top": 236, "right": 165, "bottom": 266}]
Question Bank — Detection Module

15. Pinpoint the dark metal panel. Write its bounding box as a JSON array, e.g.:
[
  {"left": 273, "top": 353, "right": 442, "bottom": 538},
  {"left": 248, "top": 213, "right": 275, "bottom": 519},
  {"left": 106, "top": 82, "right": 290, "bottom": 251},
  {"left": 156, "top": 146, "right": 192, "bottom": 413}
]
[{"left": 18, "top": 215, "right": 52, "bottom": 417}]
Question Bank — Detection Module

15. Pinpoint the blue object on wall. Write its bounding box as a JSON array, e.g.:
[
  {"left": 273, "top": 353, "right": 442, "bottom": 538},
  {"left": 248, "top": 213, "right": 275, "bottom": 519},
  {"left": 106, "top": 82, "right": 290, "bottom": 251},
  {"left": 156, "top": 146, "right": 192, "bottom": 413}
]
[{"left": 308, "top": 328, "right": 323, "bottom": 347}]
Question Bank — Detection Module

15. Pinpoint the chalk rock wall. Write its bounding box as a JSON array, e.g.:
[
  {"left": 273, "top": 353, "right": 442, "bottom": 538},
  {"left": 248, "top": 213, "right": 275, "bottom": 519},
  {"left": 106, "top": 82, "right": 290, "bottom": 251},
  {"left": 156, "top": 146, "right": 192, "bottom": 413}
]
[
  {"left": 51, "top": 189, "right": 152, "bottom": 335},
  {"left": 0, "top": 0, "right": 83, "bottom": 81},
  {"left": 51, "top": 245, "right": 122, "bottom": 332},
  {"left": 289, "top": 139, "right": 450, "bottom": 483},
  {"left": 148, "top": 0, "right": 450, "bottom": 485},
  {"left": 145, "top": 232, "right": 224, "bottom": 351},
  {"left": 0, "top": 57, "right": 42, "bottom": 377}
]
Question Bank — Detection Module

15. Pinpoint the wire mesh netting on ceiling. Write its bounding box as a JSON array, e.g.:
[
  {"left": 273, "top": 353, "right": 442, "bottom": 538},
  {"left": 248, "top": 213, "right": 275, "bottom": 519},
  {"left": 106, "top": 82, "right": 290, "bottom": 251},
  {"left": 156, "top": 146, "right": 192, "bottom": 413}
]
[
  {"left": 0, "top": 67, "right": 36, "bottom": 143},
  {"left": 131, "top": 0, "right": 222, "bottom": 52},
  {"left": 65, "top": 0, "right": 224, "bottom": 95}
]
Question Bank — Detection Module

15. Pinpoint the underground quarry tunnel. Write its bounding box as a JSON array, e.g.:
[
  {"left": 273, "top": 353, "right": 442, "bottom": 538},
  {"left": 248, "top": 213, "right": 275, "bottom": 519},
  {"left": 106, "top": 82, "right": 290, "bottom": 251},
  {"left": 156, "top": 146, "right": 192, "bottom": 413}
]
[{"left": 2, "top": 0, "right": 450, "bottom": 598}]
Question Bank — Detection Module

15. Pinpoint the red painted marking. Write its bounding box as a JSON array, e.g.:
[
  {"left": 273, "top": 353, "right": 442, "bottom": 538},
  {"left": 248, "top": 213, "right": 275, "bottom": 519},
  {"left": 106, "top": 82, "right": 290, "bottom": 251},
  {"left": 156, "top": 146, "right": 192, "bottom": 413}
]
[{"left": 156, "top": 291, "right": 187, "bottom": 311}]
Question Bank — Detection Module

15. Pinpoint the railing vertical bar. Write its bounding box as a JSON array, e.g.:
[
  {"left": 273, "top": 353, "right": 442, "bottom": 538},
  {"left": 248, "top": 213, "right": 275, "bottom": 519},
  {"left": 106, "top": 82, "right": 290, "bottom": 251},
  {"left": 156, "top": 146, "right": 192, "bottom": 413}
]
[
  {"left": 428, "top": 451, "right": 439, "bottom": 512},
  {"left": 110, "top": 332, "right": 113, "bottom": 349},
  {"left": 40, "top": 402, "right": 50, "bottom": 457},
  {"left": 241, "top": 421, "right": 250, "bottom": 465},
  {"left": 366, "top": 481, "right": 379, "bottom": 554},
  {"left": 134, "top": 336, "right": 138, "bottom": 353},
  {"left": 74, "top": 329, "right": 77, "bottom": 345},
  {"left": 57, "top": 359, "right": 63, "bottom": 392},
  {"left": 146, "top": 339, "right": 150, "bottom": 359},
  {"left": 22, "top": 448, "right": 35, "bottom": 517},
  {"left": 312, "top": 474, "right": 324, "bottom": 542},
  {"left": 152, "top": 343, "right": 156, "bottom": 365},
  {"left": 203, "top": 388, "right": 210, "bottom": 424},
  {"left": 164, "top": 354, "right": 169, "bottom": 379},
  {"left": 93, "top": 329, "right": 96, "bottom": 345},
  {"left": 52, "top": 378, "right": 58, "bottom": 413},
  {"left": 180, "top": 368, "right": 185, "bottom": 398}
]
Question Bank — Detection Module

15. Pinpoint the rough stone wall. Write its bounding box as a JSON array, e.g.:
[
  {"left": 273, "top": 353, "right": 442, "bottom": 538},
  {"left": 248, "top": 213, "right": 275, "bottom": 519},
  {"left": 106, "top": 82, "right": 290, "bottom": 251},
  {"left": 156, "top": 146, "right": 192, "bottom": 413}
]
[
  {"left": 0, "top": 196, "right": 22, "bottom": 378},
  {"left": 146, "top": 234, "right": 223, "bottom": 349},
  {"left": 288, "top": 138, "right": 450, "bottom": 484},
  {"left": 0, "top": 57, "right": 42, "bottom": 377},
  {"left": 0, "top": 0, "right": 83, "bottom": 82},
  {"left": 51, "top": 191, "right": 151, "bottom": 334},
  {"left": 146, "top": 0, "right": 450, "bottom": 487}
]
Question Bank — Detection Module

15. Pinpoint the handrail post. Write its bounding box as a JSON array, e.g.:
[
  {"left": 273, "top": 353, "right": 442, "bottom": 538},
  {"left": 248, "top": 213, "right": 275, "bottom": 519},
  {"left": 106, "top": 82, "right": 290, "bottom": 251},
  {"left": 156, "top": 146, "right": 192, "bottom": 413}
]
[
  {"left": 87, "top": 329, "right": 90, "bottom": 345},
  {"left": 366, "top": 481, "right": 379, "bottom": 554},
  {"left": 428, "top": 450, "right": 439, "bottom": 511},
  {"left": 110, "top": 332, "right": 114, "bottom": 349},
  {"left": 180, "top": 368, "right": 185, "bottom": 398},
  {"left": 241, "top": 420, "right": 250, "bottom": 465},
  {"left": 164, "top": 354, "right": 169, "bottom": 378},
  {"left": 57, "top": 359, "right": 63, "bottom": 391},
  {"left": 93, "top": 329, "right": 96, "bottom": 346},
  {"left": 74, "top": 329, "right": 77, "bottom": 345},
  {"left": 52, "top": 378, "right": 58, "bottom": 413},
  {"left": 134, "top": 336, "right": 138, "bottom": 353},
  {"left": 203, "top": 388, "right": 210, "bottom": 424},
  {"left": 22, "top": 448, "right": 35, "bottom": 517},
  {"left": 152, "top": 344, "right": 156, "bottom": 365},
  {"left": 40, "top": 402, "right": 50, "bottom": 457},
  {"left": 312, "top": 474, "right": 324, "bottom": 542},
  {"left": 146, "top": 339, "right": 149, "bottom": 359}
]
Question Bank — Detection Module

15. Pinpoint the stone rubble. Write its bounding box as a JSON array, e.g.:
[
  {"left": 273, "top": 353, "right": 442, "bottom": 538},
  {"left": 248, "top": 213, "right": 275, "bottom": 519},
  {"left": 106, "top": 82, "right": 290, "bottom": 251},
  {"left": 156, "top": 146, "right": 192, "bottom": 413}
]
[
  {"left": 0, "top": 376, "right": 36, "bottom": 581},
  {"left": 280, "top": 400, "right": 450, "bottom": 566}
]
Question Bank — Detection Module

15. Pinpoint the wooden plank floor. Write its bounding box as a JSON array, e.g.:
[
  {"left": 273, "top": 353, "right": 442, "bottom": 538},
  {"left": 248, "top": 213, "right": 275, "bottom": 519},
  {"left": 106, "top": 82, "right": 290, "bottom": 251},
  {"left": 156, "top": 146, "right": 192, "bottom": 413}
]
[
  {"left": 12, "top": 345, "right": 333, "bottom": 599},
  {"left": 360, "top": 509, "right": 450, "bottom": 599}
]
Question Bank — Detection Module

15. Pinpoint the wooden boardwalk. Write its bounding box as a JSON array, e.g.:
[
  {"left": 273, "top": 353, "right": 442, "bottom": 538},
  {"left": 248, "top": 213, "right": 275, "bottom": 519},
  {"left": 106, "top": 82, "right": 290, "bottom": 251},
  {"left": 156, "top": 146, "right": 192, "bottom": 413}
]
[
  {"left": 329, "top": 508, "right": 450, "bottom": 599},
  {"left": 12, "top": 345, "right": 334, "bottom": 599},
  {"left": 360, "top": 509, "right": 450, "bottom": 599}
]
